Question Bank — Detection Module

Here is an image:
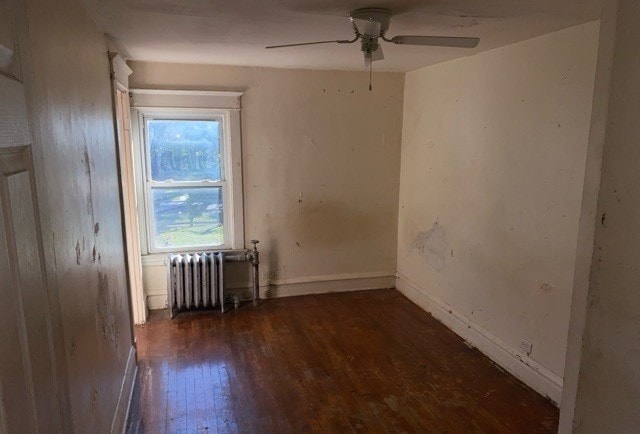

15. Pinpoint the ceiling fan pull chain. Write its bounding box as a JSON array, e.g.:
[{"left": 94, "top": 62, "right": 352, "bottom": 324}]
[{"left": 369, "top": 60, "right": 373, "bottom": 91}]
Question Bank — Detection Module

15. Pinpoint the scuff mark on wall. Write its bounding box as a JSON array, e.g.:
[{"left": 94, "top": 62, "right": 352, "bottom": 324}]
[
  {"left": 82, "top": 141, "right": 95, "bottom": 222},
  {"left": 540, "top": 283, "right": 553, "bottom": 292},
  {"left": 75, "top": 240, "right": 81, "bottom": 265},
  {"left": 410, "top": 221, "right": 447, "bottom": 271},
  {"left": 51, "top": 233, "right": 58, "bottom": 269},
  {"left": 96, "top": 272, "right": 120, "bottom": 354},
  {"left": 89, "top": 386, "right": 102, "bottom": 433},
  {"left": 69, "top": 337, "right": 76, "bottom": 356}
]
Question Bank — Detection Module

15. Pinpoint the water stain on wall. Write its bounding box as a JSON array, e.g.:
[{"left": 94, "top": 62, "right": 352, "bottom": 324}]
[
  {"left": 410, "top": 221, "right": 447, "bottom": 271},
  {"left": 292, "top": 199, "right": 380, "bottom": 248}
]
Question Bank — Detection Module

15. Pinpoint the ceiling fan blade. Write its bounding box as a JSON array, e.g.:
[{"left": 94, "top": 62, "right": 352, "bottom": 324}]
[
  {"left": 266, "top": 40, "right": 342, "bottom": 49},
  {"left": 372, "top": 45, "right": 384, "bottom": 62},
  {"left": 353, "top": 18, "right": 381, "bottom": 36},
  {"left": 390, "top": 35, "right": 480, "bottom": 48}
]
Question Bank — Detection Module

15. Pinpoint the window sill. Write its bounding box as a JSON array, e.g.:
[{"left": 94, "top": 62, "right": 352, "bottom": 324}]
[
  {"left": 141, "top": 247, "right": 247, "bottom": 266},
  {"left": 141, "top": 254, "right": 167, "bottom": 266}
]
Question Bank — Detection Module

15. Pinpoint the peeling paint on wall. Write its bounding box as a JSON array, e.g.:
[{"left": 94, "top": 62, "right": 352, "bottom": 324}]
[{"left": 410, "top": 222, "right": 446, "bottom": 271}]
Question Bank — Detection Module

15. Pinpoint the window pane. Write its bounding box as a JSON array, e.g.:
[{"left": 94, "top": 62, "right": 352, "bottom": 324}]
[
  {"left": 147, "top": 119, "right": 222, "bottom": 181},
  {"left": 151, "top": 187, "right": 223, "bottom": 249}
]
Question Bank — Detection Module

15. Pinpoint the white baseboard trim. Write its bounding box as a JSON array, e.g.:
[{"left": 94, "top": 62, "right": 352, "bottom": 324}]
[
  {"left": 146, "top": 273, "right": 396, "bottom": 309},
  {"left": 259, "top": 274, "right": 395, "bottom": 298},
  {"left": 395, "top": 273, "right": 563, "bottom": 405},
  {"left": 110, "top": 345, "right": 137, "bottom": 434},
  {"left": 147, "top": 293, "right": 168, "bottom": 310},
  {"left": 261, "top": 271, "right": 393, "bottom": 286}
]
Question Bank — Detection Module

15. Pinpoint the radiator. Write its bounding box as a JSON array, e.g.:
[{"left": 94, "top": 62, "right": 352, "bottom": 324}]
[{"left": 167, "top": 240, "right": 260, "bottom": 318}]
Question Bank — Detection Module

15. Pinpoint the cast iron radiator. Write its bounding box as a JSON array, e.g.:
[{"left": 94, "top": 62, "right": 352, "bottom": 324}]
[{"left": 167, "top": 240, "right": 260, "bottom": 318}]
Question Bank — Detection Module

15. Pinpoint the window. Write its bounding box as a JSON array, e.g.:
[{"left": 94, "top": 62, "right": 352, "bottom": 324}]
[{"left": 133, "top": 107, "right": 243, "bottom": 253}]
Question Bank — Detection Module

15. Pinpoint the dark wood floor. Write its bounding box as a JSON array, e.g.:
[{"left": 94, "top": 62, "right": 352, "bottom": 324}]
[{"left": 126, "top": 289, "right": 558, "bottom": 433}]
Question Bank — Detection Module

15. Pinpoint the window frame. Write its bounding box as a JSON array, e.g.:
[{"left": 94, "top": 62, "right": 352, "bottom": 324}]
[{"left": 132, "top": 107, "right": 244, "bottom": 254}]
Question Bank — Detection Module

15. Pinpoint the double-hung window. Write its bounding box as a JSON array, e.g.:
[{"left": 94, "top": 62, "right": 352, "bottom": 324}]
[{"left": 133, "top": 106, "right": 243, "bottom": 253}]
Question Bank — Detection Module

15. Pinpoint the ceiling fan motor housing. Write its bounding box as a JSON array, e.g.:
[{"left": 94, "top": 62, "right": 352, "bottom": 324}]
[
  {"left": 350, "top": 8, "right": 391, "bottom": 36},
  {"left": 361, "top": 35, "right": 379, "bottom": 54}
]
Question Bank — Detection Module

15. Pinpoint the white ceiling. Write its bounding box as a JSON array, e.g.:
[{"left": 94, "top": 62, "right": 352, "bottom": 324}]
[{"left": 85, "top": 0, "right": 603, "bottom": 72}]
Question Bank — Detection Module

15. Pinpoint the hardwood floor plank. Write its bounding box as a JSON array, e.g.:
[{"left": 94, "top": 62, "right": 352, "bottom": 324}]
[{"left": 127, "top": 289, "right": 559, "bottom": 433}]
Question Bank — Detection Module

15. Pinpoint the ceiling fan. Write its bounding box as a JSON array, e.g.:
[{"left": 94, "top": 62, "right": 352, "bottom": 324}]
[{"left": 266, "top": 8, "right": 480, "bottom": 89}]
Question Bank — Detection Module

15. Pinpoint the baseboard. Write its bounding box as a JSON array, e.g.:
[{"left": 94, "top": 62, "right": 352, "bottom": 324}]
[
  {"left": 395, "top": 273, "right": 563, "bottom": 405},
  {"left": 147, "top": 293, "right": 167, "bottom": 310},
  {"left": 259, "top": 273, "right": 395, "bottom": 298},
  {"left": 110, "top": 346, "right": 137, "bottom": 434},
  {"left": 260, "top": 271, "right": 393, "bottom": 287},
  {"left": 146, "top": 273, "right": 396, "bottom": 310}
]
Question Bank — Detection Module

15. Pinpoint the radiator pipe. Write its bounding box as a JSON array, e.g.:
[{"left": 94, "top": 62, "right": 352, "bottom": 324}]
[
  {"left": 217, "top": 240, "right": 260, "bottom": 312},
  {"left": 249, "top": 240, "right": 260, "bottom": 306},
  {"left": 221, "top": 251, "right": 248, "bottom": 262},
  {"left": 168, "top": 254, "right": 175, "bottom": 319},
  {"left": 217, "top": 251, "right": 226, "bottom": 314}
]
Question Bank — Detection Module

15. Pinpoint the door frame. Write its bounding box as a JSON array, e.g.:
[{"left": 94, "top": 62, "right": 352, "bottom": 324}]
[{"left": 109, "top": 53, "right": 147, "bottom": 325}]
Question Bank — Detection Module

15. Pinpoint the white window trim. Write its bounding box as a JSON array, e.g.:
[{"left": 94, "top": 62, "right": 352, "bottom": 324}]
[{"left": 131, "top": 106, "right": 244, "bottom": 254}]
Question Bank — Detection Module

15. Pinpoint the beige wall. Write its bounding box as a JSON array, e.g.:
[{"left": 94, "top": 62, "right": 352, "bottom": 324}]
[
  {"left": 395, "top": 22, "right": 599, "bottom": 402},
  {"left": 558, "top": 1, "right": 616, "bottom": 430},
  {"left": 129, "top": 62, "right": 404, "bottom": 308},
  {"left": 17, "top": 0, "right": 135, "bottom": 431},
  {"left": 566, "top": 1, "right": 640, "bottom": 431}
]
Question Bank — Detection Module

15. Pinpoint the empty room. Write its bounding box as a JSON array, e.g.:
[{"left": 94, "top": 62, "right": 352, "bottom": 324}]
[{"left": 1, "top": 0, "right": 639, "bottom": 433}]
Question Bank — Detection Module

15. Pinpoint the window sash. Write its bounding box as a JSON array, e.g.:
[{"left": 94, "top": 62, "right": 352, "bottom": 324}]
[
  {"left": 143, "top": 116, "right": 226, "bottom": 183},
  {"left": 147, "top": 180, "right": 225, "bottom": 188},
  {"left": 145, "top": 184, "right": 229, "bottom": 252}
]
